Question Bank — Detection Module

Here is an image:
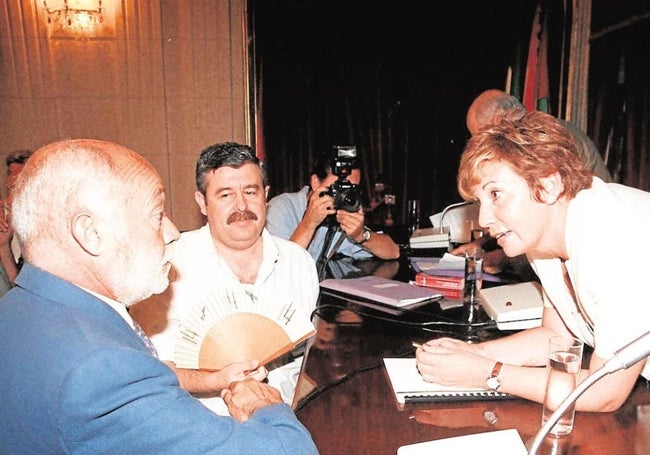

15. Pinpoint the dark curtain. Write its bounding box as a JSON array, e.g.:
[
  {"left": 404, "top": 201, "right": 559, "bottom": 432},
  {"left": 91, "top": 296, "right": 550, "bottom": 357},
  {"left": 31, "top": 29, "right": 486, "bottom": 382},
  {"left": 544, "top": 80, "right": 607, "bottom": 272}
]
[
  {"left": 251, "top": 0, "right": 650, "bottom": 232},
  {"left": 588, "top": 2, "right": 650, "bottom": 191},
  {"left": 251, "top": 0, "right": 538, "bottom": 227}
]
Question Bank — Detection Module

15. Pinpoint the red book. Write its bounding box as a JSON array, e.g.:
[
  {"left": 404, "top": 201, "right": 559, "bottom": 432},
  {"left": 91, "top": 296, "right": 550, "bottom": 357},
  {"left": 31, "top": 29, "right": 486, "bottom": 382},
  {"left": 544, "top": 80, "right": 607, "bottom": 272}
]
[
  {"left": 413, "top": 273, "right": 463, "bottom": 300},
  {"left": 413, "top": 273, "right": 463, "bottom": 290}
]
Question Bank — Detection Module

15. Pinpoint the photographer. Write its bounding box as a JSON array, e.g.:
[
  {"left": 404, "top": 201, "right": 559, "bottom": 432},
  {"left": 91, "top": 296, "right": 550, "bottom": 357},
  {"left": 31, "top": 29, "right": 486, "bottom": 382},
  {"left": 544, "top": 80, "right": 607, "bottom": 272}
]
[{"left": 266, "top": 147, "right": 399, "bottom": 262}]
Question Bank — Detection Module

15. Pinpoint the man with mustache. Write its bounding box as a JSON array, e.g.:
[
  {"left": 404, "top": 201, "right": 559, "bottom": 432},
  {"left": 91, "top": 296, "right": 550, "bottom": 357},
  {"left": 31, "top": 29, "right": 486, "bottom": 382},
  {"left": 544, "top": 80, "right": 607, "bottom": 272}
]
[{"left": 131, "top": 142, "right": 319, "bottom": 414}]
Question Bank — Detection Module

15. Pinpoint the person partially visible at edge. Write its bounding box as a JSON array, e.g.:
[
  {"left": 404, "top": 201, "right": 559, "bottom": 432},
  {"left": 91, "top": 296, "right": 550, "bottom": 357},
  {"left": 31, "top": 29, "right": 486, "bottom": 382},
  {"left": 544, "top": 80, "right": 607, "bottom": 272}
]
[
  {"left": 416, "top": 111, "right": 650, "bottom": 412},
  {"left": 466, "top": 89, "right": 612, "bottom": 182},
  {"left": 0, "top": 139, "right": 318, "bottom": 454},
  {"left": 266, "top": 151, "right": 400, "bottom": 264},
  {"left": 0, "top": 149, "right": 33, "bottom": 292},
  {"left": 4, "top": 149, "right": 34, "bottom": 194},
  {"left": 130, "top": 141, "right": 319, "bottom": 414}
]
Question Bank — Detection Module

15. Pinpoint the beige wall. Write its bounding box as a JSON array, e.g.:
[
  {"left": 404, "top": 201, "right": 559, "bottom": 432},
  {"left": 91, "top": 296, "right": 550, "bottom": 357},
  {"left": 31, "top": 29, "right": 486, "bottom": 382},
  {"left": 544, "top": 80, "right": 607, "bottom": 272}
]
[{"left": 0, "top": 0, "right": 250, "bottom": 231}]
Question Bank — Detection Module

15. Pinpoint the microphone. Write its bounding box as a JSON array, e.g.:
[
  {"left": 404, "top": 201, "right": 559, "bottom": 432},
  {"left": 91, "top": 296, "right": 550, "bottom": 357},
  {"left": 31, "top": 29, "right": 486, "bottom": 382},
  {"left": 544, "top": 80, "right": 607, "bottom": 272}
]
[
  {"left": 438, "top": 200, "right": 474, "bottom": 234},
  {"left": 603, "top": 330, "right": 650, "bottom": 371},
  {"left": 528, "top": 331, "right": 650, "bottom": 454}
]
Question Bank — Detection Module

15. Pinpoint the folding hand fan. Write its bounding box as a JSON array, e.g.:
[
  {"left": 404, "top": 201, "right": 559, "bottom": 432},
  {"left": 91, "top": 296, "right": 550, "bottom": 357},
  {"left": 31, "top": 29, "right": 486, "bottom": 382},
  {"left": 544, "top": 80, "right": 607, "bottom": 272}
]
[{"left": 173, "top": 288, "right": 316, "bottom": 371}]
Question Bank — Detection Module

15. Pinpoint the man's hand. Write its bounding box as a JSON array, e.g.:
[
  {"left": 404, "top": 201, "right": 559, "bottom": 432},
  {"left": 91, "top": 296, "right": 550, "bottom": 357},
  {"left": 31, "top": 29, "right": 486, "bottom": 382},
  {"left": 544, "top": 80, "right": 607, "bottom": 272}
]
[
  {"left": 217, "top": 360, "right": 268, "bottom": 387},
  {"left": 449, "top": 240, "right": 483, "bottom": 256},
  {"left": 450, "top": 240, "right": 507, "bottom": 274},
  {"left": 170, "top": 360, "right": 267, "bottom": 397},
  {"left": 290, "top": 185, "right": 337, "bottom": 249},
  {"left": 337, "top": 207, "right": 400, "bottom": 259},
  {"left": 336, "top": 208, "right": 365, "bottom": 241},
  {"left": 304, "top": 185, "right": 336, "bottom": 229},
  {"left": 221, "top": 378, "right": 284, "bottom": 422}
]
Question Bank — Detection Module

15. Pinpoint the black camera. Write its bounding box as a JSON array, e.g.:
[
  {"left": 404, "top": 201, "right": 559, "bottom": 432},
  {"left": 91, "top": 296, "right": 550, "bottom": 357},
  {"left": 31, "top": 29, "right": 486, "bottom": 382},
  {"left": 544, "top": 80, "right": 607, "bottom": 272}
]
[{"left": 322, "top": 146, "right": 363, "bottom": 213}]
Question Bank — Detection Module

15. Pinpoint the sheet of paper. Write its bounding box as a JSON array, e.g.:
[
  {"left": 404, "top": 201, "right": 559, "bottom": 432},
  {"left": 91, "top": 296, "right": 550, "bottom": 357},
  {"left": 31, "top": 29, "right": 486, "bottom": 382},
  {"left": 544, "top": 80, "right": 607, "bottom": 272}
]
[
  {"left": 397, "top": 429, "right": 528, "bottom": 454},
  {"left": 412, "top": 253, "right": 464, "bottom": 272}
]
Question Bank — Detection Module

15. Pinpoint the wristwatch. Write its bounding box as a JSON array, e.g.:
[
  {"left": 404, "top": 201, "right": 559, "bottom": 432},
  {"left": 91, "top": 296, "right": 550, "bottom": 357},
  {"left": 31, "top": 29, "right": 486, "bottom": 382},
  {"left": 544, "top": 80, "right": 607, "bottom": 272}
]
[
  {"left": 357, "top": 226, "right": 372, "bottom": 245},
  {"left": 486, "top": 361, "right": 503, "bottom": 391}
]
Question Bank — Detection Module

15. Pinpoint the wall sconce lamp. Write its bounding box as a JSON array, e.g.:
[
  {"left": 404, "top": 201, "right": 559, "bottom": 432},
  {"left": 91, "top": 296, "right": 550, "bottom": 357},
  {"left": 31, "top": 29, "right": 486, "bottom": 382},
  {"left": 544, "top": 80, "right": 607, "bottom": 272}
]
[{"left": 42, "top": 0, "right": 105, "bottom": 36}]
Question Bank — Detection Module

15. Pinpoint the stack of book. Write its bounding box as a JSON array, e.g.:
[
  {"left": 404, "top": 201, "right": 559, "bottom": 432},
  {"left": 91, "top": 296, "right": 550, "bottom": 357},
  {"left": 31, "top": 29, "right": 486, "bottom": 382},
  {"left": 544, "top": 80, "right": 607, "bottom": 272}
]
[
  {"left": 413, "top": 273, "right": 463, "bottom": 300},
  {"left": 409, "top": 227, "right": 451, "bottom": 250}
]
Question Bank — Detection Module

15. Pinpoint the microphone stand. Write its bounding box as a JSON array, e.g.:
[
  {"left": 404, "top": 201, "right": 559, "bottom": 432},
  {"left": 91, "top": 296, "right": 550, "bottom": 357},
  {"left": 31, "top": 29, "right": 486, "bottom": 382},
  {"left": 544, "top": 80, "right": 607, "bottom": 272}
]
[
  {"left": 527, "top": 365, "right": 611, "bottom": 454},
  {"left": 438, "top": 200, "right": 474, "bottom": 234}
]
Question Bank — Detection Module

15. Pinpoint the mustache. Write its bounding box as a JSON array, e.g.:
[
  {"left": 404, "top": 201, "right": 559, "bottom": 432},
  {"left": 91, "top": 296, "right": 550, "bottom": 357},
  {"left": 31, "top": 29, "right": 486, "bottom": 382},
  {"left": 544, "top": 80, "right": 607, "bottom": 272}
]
[{"left": 227, "top": 210, "right": 258, "bottom": 224}]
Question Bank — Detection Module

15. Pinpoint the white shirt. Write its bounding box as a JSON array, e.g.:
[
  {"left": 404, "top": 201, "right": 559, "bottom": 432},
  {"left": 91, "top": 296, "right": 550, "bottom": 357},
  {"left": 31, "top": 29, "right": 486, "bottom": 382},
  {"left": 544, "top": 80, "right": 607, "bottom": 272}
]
[
  {"left": 82, "top": 286, "right": 134, "bottom": 329},
  {"left": 148, "top": 225, "right": 319, "bottom": 361},
  {"left": 531, "top": 177, "right": 650, "bottom": 379}
]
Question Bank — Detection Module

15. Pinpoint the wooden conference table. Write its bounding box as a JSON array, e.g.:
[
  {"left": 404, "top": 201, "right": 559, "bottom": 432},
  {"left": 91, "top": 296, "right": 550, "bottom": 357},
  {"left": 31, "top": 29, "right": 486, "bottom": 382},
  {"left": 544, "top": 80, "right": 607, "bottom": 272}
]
[{"left": 292, "top": 257, "right": 650, "bottom": 455}]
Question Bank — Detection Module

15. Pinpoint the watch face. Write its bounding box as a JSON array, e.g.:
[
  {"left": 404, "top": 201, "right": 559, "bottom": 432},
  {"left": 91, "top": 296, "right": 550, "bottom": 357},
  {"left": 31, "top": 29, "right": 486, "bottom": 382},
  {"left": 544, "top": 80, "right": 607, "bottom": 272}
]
[{"left": 487, "top": 377, "right": 501, "bottom": 391}]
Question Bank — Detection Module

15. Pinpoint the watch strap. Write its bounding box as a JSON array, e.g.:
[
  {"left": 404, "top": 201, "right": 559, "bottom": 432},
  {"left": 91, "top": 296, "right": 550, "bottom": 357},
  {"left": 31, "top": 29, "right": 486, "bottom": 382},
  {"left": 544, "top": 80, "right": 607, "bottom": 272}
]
[
  {"left": 357, "top": 226, "right": 371, "bottom": 245},
  {"left": 490, "top": 361, "right": 503, "bottom": 379},
  {"left": 487, "top": 361, "right": 503, "bottom": 391}
]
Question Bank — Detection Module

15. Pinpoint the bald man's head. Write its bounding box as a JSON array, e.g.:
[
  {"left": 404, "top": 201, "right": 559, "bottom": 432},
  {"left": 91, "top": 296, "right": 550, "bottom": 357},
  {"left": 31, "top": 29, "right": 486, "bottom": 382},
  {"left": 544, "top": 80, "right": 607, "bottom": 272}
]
[{"left": 466, "top": 89, "right": 527, "bottom": 135}]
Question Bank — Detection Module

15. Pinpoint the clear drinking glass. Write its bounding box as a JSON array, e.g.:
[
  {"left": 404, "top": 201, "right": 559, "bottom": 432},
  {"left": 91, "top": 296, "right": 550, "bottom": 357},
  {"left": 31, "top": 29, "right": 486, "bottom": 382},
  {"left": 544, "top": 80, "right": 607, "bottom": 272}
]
[
  {"left": 462, "top": 247, "right": 484, "bottom": 324},
  {"left": 541, "top": 336, "right": 584, "bottom": 436},
  {"left": 407, "top": 199, "right": 420, "bottom": 235}
]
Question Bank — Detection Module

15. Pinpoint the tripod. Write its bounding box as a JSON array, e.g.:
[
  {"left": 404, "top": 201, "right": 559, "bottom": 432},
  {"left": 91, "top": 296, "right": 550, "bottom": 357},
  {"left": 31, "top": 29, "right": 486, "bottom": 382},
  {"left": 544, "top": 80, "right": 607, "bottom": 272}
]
[{"left": 315, "top": 217, "right": 346, "bottom": 280}]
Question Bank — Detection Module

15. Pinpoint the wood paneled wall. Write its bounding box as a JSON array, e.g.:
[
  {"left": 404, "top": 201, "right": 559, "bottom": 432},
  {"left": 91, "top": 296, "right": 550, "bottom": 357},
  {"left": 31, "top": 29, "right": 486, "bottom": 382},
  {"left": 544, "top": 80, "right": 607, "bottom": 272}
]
[{"left": 0, "top": 0, "right": 249, "bottom": 231}]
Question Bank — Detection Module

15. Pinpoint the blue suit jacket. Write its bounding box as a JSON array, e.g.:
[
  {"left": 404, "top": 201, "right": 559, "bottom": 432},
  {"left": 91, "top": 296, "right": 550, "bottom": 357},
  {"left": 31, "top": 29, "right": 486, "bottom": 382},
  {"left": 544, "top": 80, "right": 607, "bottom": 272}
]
[{"left": 0, "top": 264, "right": 318, "bottom": 454}]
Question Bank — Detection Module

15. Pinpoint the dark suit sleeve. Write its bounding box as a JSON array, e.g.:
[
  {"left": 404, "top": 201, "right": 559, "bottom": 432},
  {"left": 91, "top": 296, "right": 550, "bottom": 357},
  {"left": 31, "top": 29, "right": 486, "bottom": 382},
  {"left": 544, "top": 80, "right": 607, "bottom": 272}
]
[
  {"left": 56, "top": 347, "right": 318, "bottom": 454},
  {"left": 561, "top": 119, "right": 612, "bottom": 182}
]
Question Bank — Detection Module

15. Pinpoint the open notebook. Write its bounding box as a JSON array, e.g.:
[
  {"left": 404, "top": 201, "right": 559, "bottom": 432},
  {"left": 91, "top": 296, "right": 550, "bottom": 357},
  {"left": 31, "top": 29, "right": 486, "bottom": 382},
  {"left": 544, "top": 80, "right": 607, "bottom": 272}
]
[{"left": 384, "top": 358, "right": 511, "bottom": 403}]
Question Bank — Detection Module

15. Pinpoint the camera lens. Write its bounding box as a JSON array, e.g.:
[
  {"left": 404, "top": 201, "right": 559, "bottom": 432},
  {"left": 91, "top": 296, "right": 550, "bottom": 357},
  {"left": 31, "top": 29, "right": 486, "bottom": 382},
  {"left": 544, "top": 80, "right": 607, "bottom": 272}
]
[{"left": 335, "top": 185, "right": 362, "bottom": 212}]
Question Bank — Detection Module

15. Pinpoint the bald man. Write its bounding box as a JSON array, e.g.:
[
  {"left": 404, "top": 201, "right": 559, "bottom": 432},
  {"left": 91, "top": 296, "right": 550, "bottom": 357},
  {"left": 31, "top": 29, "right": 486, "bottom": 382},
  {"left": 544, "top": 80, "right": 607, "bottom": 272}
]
[
  {"left": 0, "top": 139, "right": 317, "bottom": 454},
  {"left": 466, "top": 89, "right": 611, "bottom": 182}
]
